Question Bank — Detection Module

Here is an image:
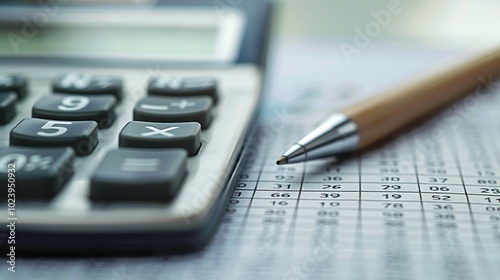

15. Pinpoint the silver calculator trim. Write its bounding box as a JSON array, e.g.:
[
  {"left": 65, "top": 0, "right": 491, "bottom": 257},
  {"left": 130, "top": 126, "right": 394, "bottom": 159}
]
[{"left": 0, "top": 63, "right": 261, "bottom": 235}]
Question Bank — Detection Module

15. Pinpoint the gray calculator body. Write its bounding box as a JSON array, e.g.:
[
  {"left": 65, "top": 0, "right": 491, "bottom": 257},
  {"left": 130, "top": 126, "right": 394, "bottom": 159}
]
[{"left": 0, "top": 1, "right": 273, "bottom": 253}]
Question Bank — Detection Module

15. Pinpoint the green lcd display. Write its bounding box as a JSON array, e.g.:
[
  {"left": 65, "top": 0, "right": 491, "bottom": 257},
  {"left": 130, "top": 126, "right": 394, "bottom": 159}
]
[{"left": 0, "top": 24, "right": 217, "bottom": 57}]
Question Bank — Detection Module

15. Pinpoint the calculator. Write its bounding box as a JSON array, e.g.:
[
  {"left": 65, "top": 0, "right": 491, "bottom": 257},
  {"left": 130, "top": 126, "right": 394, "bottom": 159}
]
[{"left": 0, "top": 1, "right": 273, "bottom": 253}]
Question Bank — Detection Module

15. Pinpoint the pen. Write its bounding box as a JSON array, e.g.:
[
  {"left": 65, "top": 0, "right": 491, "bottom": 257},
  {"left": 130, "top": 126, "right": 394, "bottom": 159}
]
[{"left": 277, "top": 46, "right": 500, "bottom": 165}]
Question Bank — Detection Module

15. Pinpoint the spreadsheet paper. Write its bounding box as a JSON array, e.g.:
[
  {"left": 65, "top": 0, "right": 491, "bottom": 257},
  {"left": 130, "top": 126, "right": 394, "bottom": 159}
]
[{"left": 218, "top": 89, "right": 500, "bottom": 280}]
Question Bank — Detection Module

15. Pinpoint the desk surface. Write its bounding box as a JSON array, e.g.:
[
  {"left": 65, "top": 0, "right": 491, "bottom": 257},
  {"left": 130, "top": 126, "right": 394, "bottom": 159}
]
[{"left": 6, "top": 43, "right": 500, "bottom": 280}]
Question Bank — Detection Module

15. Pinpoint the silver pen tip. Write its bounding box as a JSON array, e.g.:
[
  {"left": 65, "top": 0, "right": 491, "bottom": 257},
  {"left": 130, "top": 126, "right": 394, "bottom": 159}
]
[{"left": 276, "top": 156, "right": 288, "bottom": 165}]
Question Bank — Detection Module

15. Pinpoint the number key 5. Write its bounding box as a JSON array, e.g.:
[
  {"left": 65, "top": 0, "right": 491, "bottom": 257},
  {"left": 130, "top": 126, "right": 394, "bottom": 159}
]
[{"left": 10, "top": 118, "right": 98, "bottom": 156}]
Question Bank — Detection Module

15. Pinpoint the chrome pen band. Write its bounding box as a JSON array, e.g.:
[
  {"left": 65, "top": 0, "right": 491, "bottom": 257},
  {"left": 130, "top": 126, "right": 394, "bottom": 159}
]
[{"left": 282, "top": 113, "right": 360, "bottom": 163}]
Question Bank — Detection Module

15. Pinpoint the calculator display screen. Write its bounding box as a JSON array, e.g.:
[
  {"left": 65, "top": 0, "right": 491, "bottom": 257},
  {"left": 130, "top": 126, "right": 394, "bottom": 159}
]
[
  {"left": 0, "top": 7, "right": 244, "bottom": 63},
  {"left": 0, "top": 25, "right": 217, "bottom": 57}
]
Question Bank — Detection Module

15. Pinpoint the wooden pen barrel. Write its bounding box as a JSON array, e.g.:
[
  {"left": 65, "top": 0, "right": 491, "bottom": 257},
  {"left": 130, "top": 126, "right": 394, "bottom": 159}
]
[{"left": 341, "top": 47, "right": 500, "bottom": 149}]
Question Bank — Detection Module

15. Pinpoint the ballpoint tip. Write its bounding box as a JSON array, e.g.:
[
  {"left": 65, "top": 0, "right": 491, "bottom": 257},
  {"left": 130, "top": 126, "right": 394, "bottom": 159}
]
[{"left": 276, "top": 156, "right": 288, "bottom": 165}]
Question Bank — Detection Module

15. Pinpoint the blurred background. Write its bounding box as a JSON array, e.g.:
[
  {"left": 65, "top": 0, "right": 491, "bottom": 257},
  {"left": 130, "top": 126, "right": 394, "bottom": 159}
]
[
  {"left": 262, "top": 0, "right": 500, "bottom": 114},
  {"left": 277, "top": 0, "right": 500, "bottom": 50}
]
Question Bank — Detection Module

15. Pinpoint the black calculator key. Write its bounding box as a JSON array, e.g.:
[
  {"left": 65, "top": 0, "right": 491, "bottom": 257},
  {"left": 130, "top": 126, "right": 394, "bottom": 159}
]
[
  {"left": 53, "top": 73, "right": 122, "bottom": 100},
  {"left": 32, "top": 94, "right": 117, "bottom": 128},
  {"left": 10, "top": 118, "right": 98, "bottom": 156},
  {"left": 119, "top": 121, "right": 201, "bottom": 156},
  {"left": 0, "top": 147, "right": 74, "bottom": 200},
  {"left": 0, "top": 74, "right": 27, "bottom": 99},
  {"left": 0, "top": 93, "right": 17, "bottom": 124},
  {"left": 149, "top": 76, "right": 219, "bottom": 103},
  {"left": 134, "top": 96, "right": 213, "bottom": 128},
  {"left": 90, "top": 149, "right": 187, "bottom": 202}
]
